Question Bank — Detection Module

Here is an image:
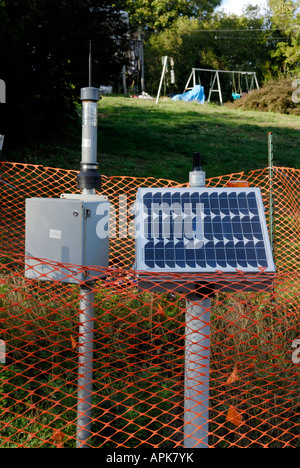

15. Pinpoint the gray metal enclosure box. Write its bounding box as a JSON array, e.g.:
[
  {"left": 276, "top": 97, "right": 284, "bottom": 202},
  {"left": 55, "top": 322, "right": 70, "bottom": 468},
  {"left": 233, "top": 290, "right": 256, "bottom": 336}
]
[{"left": 25, "top": 195, "right": 110, "bottom": 284}]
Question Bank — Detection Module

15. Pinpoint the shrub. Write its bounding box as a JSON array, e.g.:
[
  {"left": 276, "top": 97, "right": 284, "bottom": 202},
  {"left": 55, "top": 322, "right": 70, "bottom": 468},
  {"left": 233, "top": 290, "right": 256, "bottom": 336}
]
[{"left": 227, "top": 78, "right": 300, "bottom": 115}]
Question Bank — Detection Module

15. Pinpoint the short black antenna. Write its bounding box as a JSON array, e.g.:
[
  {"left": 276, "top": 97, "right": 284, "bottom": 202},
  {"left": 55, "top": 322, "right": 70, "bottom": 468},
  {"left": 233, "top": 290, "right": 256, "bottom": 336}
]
[
  {"left": 189, "top": 151, "right": 205, "bottom": 187},
  {"left": 193, "top": 152, "right": 202, "bottom": 171},
  {"left": 89, "top": 40, "right": 92, "bottom": 87}
]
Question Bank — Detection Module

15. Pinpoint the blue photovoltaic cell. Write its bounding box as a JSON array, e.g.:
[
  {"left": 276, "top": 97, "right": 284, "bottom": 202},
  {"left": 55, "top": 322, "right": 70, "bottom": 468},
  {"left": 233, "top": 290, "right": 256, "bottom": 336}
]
[{"left": 137, "top": 188, "right": 272, "bottom": 272}]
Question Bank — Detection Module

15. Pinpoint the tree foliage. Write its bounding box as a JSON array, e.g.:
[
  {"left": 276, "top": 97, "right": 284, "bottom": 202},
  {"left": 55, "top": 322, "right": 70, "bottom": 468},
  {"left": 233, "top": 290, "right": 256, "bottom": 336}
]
[
  {"left": 145, "top": 8, "right": 269, "bottom": 97},
  {"left": 267, "top": 0, "right": 300, "bottom": 74},
  {"left": 144, "top": 1, "right": 300, "bottom": 98},
  {"left": 0, "top": 0, "right": 129, "bottom": 142},
  {"left": 124, "top": 0, "right": 222, "bottom": 32}
]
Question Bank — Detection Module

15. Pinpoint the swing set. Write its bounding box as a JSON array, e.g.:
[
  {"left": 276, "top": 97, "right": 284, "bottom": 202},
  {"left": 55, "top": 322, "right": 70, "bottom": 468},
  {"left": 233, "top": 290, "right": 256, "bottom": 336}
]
[{"left": 184, "top": 68, "right": 259, "bottom": 105}]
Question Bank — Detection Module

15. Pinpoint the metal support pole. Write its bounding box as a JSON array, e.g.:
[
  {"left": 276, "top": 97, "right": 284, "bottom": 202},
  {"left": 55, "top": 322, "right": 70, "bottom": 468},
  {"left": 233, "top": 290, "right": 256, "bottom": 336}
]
[
  {"left": 193, "top": 68, "right": 196, "bottom": 88},
  {"left": 184, "top": 153, "right": 210, "bottom": 448},
  {"left": 156, "top": 56, "right": 168, "bottom": 104},
  {"left": 184, "top": 295, "right": 211, "bottom": 448},
  {"left": 268, "top": 132, "right": 274, "bottom": 256},
  {"left": 140, "top": 40, "right": 145, "bottom": 93},
  {"left": 216, "top": 71, "right": 223, "bottom": 106},
  {"left": 122, "top": 66, "right": 127, "bottom": 94},
  {"left": 76, "top": 284, "right": 95, "bottom": 448},
  {"left": 76, "top": 43, "right": 101, "bottom": 448},
  {"left": 208, "top": 71, "right": 223, "bottom": 105},
  {"left": 207, "top": 72, "right": 217, "bottom": 103},
  {"left": 184, "top": 70, "right": 194, "bottom": 93}
]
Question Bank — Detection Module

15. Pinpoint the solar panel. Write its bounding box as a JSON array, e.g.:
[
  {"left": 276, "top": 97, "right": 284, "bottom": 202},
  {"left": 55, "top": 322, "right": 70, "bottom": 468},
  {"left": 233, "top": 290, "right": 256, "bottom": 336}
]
[{"left": 135, "top": 187, "right": 275, "bottom": 275}]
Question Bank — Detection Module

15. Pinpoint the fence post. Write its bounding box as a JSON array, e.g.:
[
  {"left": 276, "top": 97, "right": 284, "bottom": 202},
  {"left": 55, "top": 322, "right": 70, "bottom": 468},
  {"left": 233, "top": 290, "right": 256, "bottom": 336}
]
[{"left": 268, "top": 132, "right": 274, "bottom": 256}]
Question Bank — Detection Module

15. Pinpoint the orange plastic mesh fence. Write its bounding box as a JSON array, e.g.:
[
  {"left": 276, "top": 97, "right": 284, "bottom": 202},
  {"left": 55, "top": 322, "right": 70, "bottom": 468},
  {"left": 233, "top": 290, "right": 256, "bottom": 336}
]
[{"left": 0, "top": 162, "right": 299, "bottom": 448}]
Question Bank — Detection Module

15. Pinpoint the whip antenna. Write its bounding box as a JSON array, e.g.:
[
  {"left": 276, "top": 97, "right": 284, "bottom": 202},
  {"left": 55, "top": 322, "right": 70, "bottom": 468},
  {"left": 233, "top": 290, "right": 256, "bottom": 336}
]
[{"left": 89, "top": 40, "right": 92, "bottom": 87}]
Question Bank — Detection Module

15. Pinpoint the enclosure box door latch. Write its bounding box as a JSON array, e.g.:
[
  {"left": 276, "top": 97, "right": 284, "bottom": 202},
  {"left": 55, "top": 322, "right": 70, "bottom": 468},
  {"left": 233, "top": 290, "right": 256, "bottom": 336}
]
[{"left": 84, "top": 208, "right": 92, "bottom": 218}]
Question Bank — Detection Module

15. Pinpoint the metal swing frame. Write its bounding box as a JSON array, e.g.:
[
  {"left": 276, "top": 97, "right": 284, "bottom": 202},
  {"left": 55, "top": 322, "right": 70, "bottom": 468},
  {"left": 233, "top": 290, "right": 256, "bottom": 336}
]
[{"left": 184, "top": 68, "right": 259, "bottom": 105}]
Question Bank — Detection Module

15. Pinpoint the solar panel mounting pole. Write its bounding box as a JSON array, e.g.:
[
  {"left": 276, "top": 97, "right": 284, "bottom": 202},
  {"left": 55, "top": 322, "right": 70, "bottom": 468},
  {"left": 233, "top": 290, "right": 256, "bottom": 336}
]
[
  {"left": 76, "top": 41, "right": 101, "bottom": 448},
  {"left": 184, "top": 153, "right": 211, "bottom": 448}
]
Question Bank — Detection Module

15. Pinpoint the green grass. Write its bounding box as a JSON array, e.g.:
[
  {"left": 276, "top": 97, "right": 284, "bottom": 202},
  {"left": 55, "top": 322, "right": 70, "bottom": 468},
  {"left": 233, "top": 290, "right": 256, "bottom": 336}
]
[
  {"left": 4, "top": 95, "right": 300, "bottom": 183},
  {"left": 99, "top": 96, "right": 300, "bottom": 182}
]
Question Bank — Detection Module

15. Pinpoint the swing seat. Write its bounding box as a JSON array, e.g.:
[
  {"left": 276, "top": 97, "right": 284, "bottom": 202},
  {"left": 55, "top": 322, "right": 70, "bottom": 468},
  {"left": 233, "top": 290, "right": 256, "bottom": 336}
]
[{"left": 232, "top": 92, "right": 242, "bottom": 100}]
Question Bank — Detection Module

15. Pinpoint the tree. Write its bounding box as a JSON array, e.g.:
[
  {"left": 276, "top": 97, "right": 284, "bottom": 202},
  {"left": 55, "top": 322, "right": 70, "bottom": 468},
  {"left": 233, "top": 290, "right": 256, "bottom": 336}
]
[
  {"left": 267, "top": 0, "right": 300, "bottom": 75},
  {"left": 124, "top": 0, "right": 222, "bottom": 32},
  {"left": 209, "top": 8, "right": 269, "bottom": 75},
  {"left": 0, "top": 0, "right": 129, "bottom": 143},
  {"left": 145, "top": 8, "right": 270, "bottom": 97}
]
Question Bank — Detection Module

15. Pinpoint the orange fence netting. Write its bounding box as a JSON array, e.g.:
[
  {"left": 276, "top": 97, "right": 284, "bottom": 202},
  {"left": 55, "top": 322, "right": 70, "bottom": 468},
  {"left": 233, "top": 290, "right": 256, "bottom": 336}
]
[{"left": 0, "top": 161, "right": 299, "bottom": 448}]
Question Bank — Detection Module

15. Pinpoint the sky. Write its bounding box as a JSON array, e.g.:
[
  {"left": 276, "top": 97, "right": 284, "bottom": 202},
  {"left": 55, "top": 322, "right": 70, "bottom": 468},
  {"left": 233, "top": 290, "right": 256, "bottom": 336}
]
[{"left": 217, "top": 0, "right": 268, "bottom": 15}]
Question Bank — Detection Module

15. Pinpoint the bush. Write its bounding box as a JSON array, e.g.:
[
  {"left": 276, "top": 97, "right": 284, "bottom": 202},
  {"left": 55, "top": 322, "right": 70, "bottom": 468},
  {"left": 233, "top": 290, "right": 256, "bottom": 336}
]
[{"left": 227, "top": 78, "right": 300, "bottom": 115}]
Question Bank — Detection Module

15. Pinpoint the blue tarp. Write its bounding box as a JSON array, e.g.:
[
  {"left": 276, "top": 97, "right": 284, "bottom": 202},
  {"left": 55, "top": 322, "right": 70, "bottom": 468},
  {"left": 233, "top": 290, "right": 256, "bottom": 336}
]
[{"left": 172, "top": 85, "right": 205, "bottom": 104}]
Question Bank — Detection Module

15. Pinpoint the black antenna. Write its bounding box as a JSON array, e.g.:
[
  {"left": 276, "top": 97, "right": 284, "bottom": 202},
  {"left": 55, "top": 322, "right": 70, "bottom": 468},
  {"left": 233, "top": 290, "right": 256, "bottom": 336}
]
[
  {"left": 89, "top": 40, "right": 92, "bottom": 87},
  {"left": 193, "top": 152, "right": 202, "bottom": 171}
]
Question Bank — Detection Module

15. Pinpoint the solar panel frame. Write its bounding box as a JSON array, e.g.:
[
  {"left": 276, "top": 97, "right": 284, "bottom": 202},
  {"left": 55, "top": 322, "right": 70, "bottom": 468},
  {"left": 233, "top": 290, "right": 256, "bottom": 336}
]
[{"left": 135, "top": 187, "right": 275, "bottom": 275}]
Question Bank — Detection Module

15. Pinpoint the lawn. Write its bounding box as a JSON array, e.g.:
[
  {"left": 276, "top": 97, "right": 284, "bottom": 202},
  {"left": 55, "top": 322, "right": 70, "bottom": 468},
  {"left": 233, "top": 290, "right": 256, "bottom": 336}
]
[
  {"left": 99, "top": 96, "right": 300, "bottom": 182},
  {"left": 5, "top": 95, "right": 300, "bottom": 183}
]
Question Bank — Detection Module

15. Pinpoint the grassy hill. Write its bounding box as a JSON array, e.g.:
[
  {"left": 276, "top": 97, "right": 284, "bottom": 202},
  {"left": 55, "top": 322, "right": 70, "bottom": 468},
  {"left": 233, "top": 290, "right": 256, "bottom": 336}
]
[{"left": 4, "top": 95, "right": 300, "bottom": 183}]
